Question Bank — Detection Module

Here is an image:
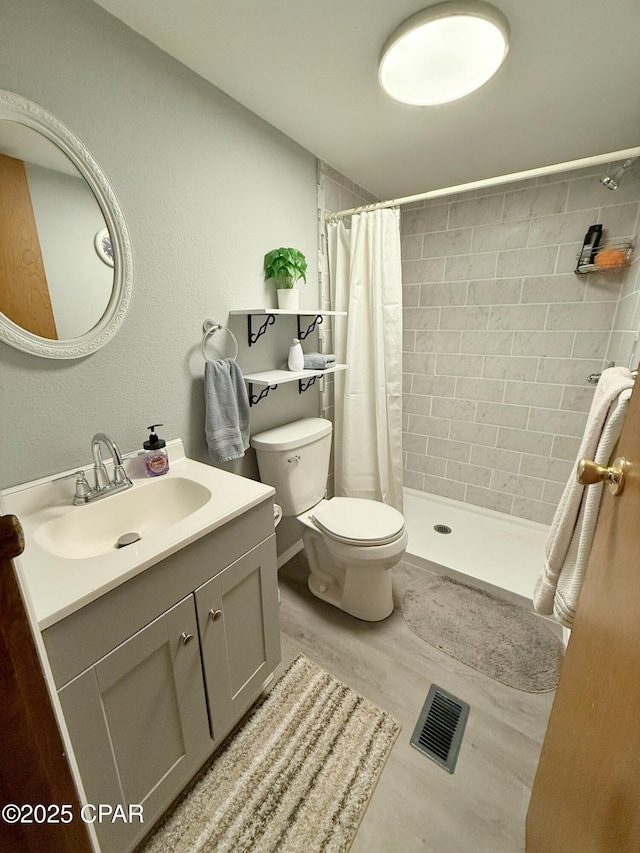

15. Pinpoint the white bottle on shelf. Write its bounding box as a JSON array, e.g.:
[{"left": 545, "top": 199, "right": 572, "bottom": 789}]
[{"left": 287, "top": 338, "right": 304, "bottom": 371}]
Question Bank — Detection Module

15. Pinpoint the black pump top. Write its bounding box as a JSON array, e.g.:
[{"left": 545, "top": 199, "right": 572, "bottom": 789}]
[{"left": 144, "top": 423, "right": 166, "bottom": 450}]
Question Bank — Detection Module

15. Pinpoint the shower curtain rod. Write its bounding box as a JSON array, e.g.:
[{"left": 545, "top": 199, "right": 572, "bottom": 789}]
[{"left": 326, "top": 146, "right": 640, "bottom": 220}]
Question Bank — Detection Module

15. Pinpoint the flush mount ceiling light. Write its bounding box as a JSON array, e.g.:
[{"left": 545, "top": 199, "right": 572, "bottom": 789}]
[{"left": 379, "top": 0, "right": 510, "bottom": 106}]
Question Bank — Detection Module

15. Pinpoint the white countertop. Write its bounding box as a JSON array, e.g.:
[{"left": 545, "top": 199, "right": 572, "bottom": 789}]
[{"left": 3, "top": 440, "right": 275, "bottom": 630}]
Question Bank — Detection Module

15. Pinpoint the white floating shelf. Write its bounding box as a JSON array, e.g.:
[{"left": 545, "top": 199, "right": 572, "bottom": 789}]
[
  {"left": 229, "top": 308, "right": 346, "bottom": 316},
  {"left": 243, "top": 364, "right": 347, "bottom": 387}
]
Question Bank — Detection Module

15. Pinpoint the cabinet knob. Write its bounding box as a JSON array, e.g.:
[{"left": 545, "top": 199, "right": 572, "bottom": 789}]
[
  {"left": 180, "top": 632, "right": 194, "bottom": 645},
  {"left": 209, "top": 609, "right": 222, "bottom": 621}
]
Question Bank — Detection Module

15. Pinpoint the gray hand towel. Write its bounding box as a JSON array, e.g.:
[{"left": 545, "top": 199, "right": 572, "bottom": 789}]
[
  {"left": 303, "top": 352, "right": 336, "bottom": 370},
  {"left": 204, "top": 358, "right": 250, "bottom": 463}
]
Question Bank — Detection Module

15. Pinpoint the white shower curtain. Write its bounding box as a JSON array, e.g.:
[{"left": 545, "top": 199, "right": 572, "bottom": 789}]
[{"left": 327, "top": 208, "right": 403, "bottom": 510}]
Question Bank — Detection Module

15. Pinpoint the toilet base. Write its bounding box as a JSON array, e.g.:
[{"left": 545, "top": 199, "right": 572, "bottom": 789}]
[{"left": 302, "top": 526, "right": 397, "bottom": 622}]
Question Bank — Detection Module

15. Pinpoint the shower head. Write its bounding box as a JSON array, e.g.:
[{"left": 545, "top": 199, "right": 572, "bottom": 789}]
[{"left": 600, "top": 157, "right": 637, "bottom": 190}]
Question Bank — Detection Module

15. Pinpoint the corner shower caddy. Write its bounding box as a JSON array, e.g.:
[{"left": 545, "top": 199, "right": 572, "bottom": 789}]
[{"left": 228, "top": 308, "right": 348, "bottom": 406}]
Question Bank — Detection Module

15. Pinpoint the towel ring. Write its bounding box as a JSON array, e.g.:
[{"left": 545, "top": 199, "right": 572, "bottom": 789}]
[{"left": 202, "top": 319, "right": 239, "bottom": 361}]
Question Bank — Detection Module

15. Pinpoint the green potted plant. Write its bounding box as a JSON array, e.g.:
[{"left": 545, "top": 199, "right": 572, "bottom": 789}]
[{"left": 264, "top": 247, "right": 307, "bottom": 310}]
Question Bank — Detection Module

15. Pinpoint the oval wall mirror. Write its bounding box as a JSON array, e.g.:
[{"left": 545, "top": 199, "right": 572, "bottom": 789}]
[{"left": 0, "top": 90, "right": 133, "bottom": 358}]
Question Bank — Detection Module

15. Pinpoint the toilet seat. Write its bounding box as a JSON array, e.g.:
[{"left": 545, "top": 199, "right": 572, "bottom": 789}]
[{"left": 312, "top": 497, "right": 405, "bottom": 546}]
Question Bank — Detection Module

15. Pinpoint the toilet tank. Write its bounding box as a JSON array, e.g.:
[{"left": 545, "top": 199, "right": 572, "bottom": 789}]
[{"left": 250, "top": 418, "right": 332, "bottom": 516}]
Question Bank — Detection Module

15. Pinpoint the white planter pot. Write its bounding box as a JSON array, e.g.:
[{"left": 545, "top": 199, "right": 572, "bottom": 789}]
[{"left": 277, "top": 289, "right": 299, "bottom": 311}]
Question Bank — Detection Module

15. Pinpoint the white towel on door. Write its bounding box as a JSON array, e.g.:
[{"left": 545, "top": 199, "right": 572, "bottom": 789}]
[{"left": 533, "top": 366, "right": 634, "bottom": 626}]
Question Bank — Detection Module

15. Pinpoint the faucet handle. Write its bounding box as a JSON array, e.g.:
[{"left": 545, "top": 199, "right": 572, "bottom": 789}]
[
  {"left": 71, "top": 471, "right": 92, "bottom": 505},
  {"left": 113, "top": 465, "right": 133, "bottom": 487}
]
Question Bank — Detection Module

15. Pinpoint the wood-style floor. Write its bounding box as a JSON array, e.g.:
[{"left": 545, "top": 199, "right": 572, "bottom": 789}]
[{"left": 275, "top": 552, "right": 556, "bottom": 853}]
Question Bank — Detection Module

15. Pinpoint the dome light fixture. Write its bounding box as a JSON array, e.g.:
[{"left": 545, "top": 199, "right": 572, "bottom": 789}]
[{"left": 379, "top": 1, "right": 510, "bottom": 106}]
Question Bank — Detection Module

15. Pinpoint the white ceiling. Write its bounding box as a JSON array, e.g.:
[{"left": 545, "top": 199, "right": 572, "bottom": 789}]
[{"left": 92, "top": 0, "right": 640, "bottom": 200}]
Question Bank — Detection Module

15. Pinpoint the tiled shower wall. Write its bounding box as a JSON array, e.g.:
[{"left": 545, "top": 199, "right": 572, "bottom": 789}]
[{"left": 401, "top": 163, "right": 640, "bottom": 525}]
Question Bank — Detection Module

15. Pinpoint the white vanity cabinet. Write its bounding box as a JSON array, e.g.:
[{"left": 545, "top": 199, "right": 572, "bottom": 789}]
[{"left": 42, "top": 501, "right": 279, "bottom": 853}]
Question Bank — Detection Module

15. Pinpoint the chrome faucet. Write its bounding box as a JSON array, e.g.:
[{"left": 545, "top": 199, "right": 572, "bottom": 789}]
[{"left": 71, "top": 433, "right": 133, "bottom": 504}]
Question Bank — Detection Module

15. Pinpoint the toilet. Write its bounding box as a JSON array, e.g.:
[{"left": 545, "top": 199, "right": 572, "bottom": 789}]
[{"left": 250, "top": 417, "right": 407, "bottom": 621}]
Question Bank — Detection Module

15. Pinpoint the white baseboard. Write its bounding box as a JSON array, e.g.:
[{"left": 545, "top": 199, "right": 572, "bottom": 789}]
[{"left": 277, "top": 539, "right": 304, "bottom": 569}]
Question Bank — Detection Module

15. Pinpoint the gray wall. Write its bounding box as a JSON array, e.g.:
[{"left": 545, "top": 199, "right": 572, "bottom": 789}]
[
  {"left": 0, "top": 0, "right": 321, "bottom": 492},
  {"left": 401, "top": 163, "right": 640, "bottom": 524}
]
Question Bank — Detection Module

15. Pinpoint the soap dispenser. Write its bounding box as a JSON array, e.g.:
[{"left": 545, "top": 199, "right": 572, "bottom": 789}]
[{"left": 144, "top": 424, "right": 169, "bottom": 477}]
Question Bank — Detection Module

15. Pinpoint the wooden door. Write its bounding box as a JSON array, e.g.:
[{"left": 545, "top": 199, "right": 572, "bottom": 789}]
[
  {"left": 195, "top": 536, "right": 280, "bottom": 743},
  {"left": 0, "top": 515, "right": 91, "bottom": 853},
  {"left": 0, "top": 154, "right": 57, "bottom": 338},
  {"left": 526, "top": 376, "right": 640, "bottom": 852}
]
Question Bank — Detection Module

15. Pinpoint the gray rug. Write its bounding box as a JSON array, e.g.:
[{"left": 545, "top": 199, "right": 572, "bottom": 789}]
[
  {"left": 140, "top": 654, "right": 400, "bottom": 853},
  {"left": 401, "top": 574, "right": 563, "bottom": 692}
]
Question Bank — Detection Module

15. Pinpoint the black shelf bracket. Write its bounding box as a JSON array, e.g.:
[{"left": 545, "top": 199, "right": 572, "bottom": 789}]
[
  {"left": 298, "top": 375, "right": 319, "bottom": 394},
  {"left": 248, "top": 382, "right": 278, "bottom": 407},
  {"left": 248, "top": 313, "right": 276, "bottom": 346},
  {"left": 297, "top": 314, "right": 323, "bottom": 340}
]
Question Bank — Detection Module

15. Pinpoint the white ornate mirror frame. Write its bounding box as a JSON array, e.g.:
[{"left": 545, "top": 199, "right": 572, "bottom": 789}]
[{"left": 0, "top": 90, "right": 133, "bottom": 359}]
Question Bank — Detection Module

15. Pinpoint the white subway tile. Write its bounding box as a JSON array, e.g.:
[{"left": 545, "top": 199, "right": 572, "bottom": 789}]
[
  {"left": 466, "top": 278, "right": 522, "bottom": 305},
  {"left": 401, "top": 235, "right": 423, "bottom": 260},
  {"left": 415, "top": 330, "right": 462, "bottom": 353},
  {"left": 471, "top": 220, "right": 529, "bottom": 252},
  {"left": 439, "top": 305, "right": 490, "bottom": 330},
  {"left": 428, "top": 436, "right": 472, "bottom": 462},
  {"left": 405, "top": 452, "right": 447, "bottom": 477},
  {"left": 536, "top": 357, "right": 603, "bottom": 385},
  {"left": 402, "top": 258, "right": 446, "bottom": 283},
  {"left": 488, "top": 304, "right": 548, "bottom": 330},
  {"left": 449, "top": 194, "right": 503, "bottom": 228},
  {"left": 476, "top": 401, "right": 529, "bottom": 428},
  {"left": 527, "top": 209, "right": 599, "bottom": 247},
  {"left": 504, "top": 380, "right": 563, "bottom": 408},
  {"left": 435, "top": 353, "right": 483, "bottom": 377},
  {"left": 403, "top": 306, "right": 440, "bottom": 330},
  {"left": 520, "top": 274, "right": 586, "bottom": 304},
  {"left": 403, "top": 469, "right": 425, "bottom": 490},
  {"left": 403, "top": 432, "right": 428, "bottom": 455},
  {"left": 470, "top": 444, "right": 521, "bottom": 473},
  {"left": 423, "top": 229, "right": 472, "bottom": 258},
  {"left": 403, "top": 394, "right": 432, "bottom": 416},
  {"left": 446, "top": 459, "right": 492, "bottom": 487},
  {"left": 551, "top": 435, "right": 581, "bottom": 461},
  {"left": 407, "top": 413, "right": 450, "bottom": 438},
  {"left": 572, "top": 331, "right": 610, "bottom": 359},
  {"left": 520, "top": 453, "right": 573, "bottom": 483},
  {"left": 482, "top": 356, "right": 538, "bottom": 381},
  {"left": 422, "top": 474, "right": 467, "bottom": 501},
  {"left": 455, "top": 376, "right": 505, "bottom": 402},
  {"left": 511, "top": 497, "right": 556, "bottom": 525},
  {"left": 513, "top": 330, "right": 574, "bottom": 357},
  {"left": 546, "top": 301, "right": 616, "bottom": 332},
  {"left": 464, "top": 485, "right": 514, "bottom": 515},
  {"left": 542, "top": 480, "right": 565, "bottom": 505},
  {"left": 419, "top": 281, "right": 467, "bottom": 306},
  {"left": 412, "top": 374, "right": 457, "bottom": 397},
  {"left": 497, "top": 246, "right": 557, "bottom": 278},
  {"left": 497, "top": 427, "right": 553, "bottom": 455},
  {"left": 460, "top": 330, "right": 514, "bottom": 354},
  {"left": 491, "top": 470, "right": 544, "bottom": 500},
  {"left": 402, "top": 284, "right": 421, "bottom": 306},
  {"left": 503, "top": 183, "right": 568, "bottom": 220},
  {"left": 450, "top": 419, "right": 498, "bottom": 447},
  {"left": 403, "top": 330, "right": 416, "bottom": 352},
  {"left": 527, "top": 407, "right": 588, "bottom": 437},
  {"left": 445, "top": 253, "right": 497, "bottom": 281},
  {"left": 431, "top": 396, "right": 477, "bottom": 422},
  {"left": 403, "top": 352, "right": 436, "bottom": 374},
  {"left": 560, "top": 385, "right": 595, "bottom": 412},
  {"left": 401, "top": 205, "right": 449, "bottom": 235}
]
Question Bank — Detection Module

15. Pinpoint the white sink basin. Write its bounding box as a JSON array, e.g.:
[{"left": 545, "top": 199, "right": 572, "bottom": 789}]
[
  {"left": 35, "top": 476, "right": 212, "bottom": 559},
  {"left": 2, "top": 439, "right": 275, "bottom": 629}
]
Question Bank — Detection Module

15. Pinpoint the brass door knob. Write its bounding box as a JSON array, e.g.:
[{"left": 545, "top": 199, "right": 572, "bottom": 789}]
[{"left": 576, "top": 457, "right": 628, "bottom": 496}]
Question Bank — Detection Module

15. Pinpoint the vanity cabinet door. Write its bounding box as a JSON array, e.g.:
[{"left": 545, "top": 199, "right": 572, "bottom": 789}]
[
  {"left": 58, "top": 595, "right": 212, "bottom": 853},
  {"left": 195, "top": 535, "right": 280, "bottom": 744}
]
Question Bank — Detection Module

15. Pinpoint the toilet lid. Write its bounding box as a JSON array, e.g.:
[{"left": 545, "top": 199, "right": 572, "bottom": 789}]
[{"left": 312, "top": 497, "right": 405, "bottom": 546}]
